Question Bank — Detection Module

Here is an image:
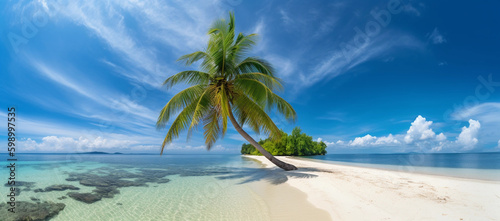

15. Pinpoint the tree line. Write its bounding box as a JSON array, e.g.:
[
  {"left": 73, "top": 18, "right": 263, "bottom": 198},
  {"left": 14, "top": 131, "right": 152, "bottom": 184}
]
[{"left": 241, "top": 127, "right": 327, "bottom": 156}]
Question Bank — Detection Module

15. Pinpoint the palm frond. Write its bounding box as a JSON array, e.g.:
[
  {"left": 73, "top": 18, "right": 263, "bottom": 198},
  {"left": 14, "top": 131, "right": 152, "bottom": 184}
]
[
  {"left": 233, "top": 78, "right": 270, "bottom": 108},
  {"left": 229, "top": 33, "right": 257, "bottom": 64},
  {"left": 235, "top": 57, "right": 275, "bottom": 77},
  {"left": 163, "top": 71, "right": 211, "bottom": 89},
  {"left": 232, "top": 92, "right": 281, "bottom": 140},
  {"left": 187, "top": 86, "right": 215, "bottom": 139},
  {"left": 233, "top": 72, "right": 283, "bottom": 91},
  {"left": 203, "top": 106, "right": 222, "bottom": 150},
  {"left": 157, "top": 84, "right": 206, "bottom": 129},
  {"left": 160, "top": 100, "right": 199, "bottom": 154},
  {"left": 233, "top": 78, "right": 296, "bottom": 122},
  {"left": 177, "top": 51, "right": 211, "bottom": 66}
]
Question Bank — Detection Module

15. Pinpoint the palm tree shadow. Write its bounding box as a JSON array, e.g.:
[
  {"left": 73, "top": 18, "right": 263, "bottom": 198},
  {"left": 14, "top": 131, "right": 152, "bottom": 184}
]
[{"left": 216, "top": 166, "right": 322, "bottom": 185}]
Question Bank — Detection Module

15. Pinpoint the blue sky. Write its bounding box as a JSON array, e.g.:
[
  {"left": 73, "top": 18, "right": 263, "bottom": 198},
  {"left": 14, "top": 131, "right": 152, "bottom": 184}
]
[{"left": 1, "top": 0, "right": 499, "bottom": 154}]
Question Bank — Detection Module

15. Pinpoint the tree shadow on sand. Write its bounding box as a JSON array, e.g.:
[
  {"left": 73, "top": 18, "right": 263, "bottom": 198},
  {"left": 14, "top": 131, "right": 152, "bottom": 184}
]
[{"left": 216, "top": 166, "right": 325, "bottom": 185}]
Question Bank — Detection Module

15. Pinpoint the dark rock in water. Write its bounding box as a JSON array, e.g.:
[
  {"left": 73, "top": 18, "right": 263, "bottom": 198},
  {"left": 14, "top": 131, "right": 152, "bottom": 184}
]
[
  {"left": 66, "top": 187, "right": 119, "bottom": 204},
  {"left": 67, "top": 192, "right": 102, "bottom": 204},
  {"left": 30, "top": 197, "right": 40, "bottom": 202},
  {"left": 156, "top": 178, "right": 171, "bottom": 184},
  {"left": 65, "top": 177, "right": 79, "bottom": 181},
  {"left": 92, "top": 186, "right": 120, "bottom": 198},
  {"left": 116, "top": 203, "right": 123, "bottom": 206},
  {"left": 84, "top": 177, "right": 140, "bottom": 187},
  {"left": 4, "top": 181, "right": 35, "bottom": 196},
  {"left": 44, "top": 184, "right": 80, "bottom": 191},
  {"left": 34, "top": 188, "right": 44, "bottom": 193},
  {"left": 4, "top": 181, "right": 35, "bottom": 188},
  {"left": 57, "top": 196, "right": 68, "bottom": 200},
  {"left": 8, "top": 188, "right": 22, "bottom": 196},
  {"left": 0, "top": 201, "right": 65, "bottom": 221},
  {"left": 63, "top": 167, "right": 176, "bottom": 203}
]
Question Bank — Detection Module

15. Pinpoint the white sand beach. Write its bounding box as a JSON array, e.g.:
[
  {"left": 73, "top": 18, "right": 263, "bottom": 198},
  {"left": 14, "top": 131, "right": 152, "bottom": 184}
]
[{"left": 244, "top": 155, "right": 500, "bottom": 221}]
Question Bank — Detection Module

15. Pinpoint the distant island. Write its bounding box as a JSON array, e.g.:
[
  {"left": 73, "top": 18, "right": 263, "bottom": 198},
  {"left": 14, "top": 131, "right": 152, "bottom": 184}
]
[
  {"left": 241, "top": 127, "right": 327, "bottom": 156},
  {"left": 76, "top": 151, "right": 123, "bottom": 154}
]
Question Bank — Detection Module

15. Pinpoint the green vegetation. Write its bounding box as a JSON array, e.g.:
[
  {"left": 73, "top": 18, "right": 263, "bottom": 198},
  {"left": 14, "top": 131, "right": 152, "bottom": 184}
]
[
  {"left": 156, "top": 12, "right": 298, "bottom": 170},
  {"left": 241, "top": 127, "right": 327, "bottom": 156}
]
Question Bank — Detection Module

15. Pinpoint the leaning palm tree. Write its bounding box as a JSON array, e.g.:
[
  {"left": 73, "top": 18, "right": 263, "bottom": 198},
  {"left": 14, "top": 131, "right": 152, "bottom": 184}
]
[{"left": 156, "top": 12, "right": 297, "bottom": 171}]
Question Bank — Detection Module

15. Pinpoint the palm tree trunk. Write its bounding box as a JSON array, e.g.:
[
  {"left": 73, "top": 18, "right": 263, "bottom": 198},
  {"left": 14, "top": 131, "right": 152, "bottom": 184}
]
[{"left": 227, "top": 106, "right": 298, "bottom": 171}]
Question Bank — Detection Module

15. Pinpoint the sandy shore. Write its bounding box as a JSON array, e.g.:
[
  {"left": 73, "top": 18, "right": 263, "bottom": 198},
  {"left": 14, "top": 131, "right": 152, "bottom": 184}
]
[{"left": 244, "top": 155, "right": 500, "bottom": 221}]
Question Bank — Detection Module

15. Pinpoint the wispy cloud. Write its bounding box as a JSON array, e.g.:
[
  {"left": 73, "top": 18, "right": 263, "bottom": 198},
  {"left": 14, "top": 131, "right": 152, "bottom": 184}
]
[
  {"left": 301, "top": 32, "right": 424, "bottom": 88},
  {"left": 279, "top": 9, "right": 292, "bottom": 25},
  {"left": 38, "top": 0, "right": 228, "bottom": 88},
  {"left": 403, "top": 4, "right": 421, "bottom": 16},
  {"left": 452, "top": 102, "right": 500, "bottom": 123},
  {"left": 46, "top": 1, "right": 168, "bottom": 87},
  {"left": 114, "top": 0, "right": 220, "bottom": 52},
  {"left": 317, "top": 112, "right": 346, "bottom": 122},
  {"left": 428, "top": 28, "right": 446, "bottom": 44},
  {"left": 30, "top": 60, "right": 158, "bottom": 124}
]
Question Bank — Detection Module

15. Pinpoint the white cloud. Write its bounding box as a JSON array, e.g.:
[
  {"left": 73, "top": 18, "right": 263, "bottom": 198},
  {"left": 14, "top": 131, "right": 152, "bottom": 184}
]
[
  {"left": 347, "top": 134, "right": 399, "bottom": 146},
  {"left": 350, "top": 134, "right": 376, "bottom": 146},
  {"left": 19, "top": 136, "right": 138, "bottom": 152},
  {"left": 375, "top": 134, "right": 400, "bottom": 145},
  {"left": 456, "top": 119, "right": 481, "bottom": 150},
  {"left": 321, "top": 115, "right": 485, "bottom": 153},
  {"left": 264, "top": 54, "right": 295, "bottom": 77},
  {"left": 316, "top": 137, "right": 337, "bottom": 146},
  {"left": 452, "top": 102, "right": 500, "bottom": 144},
  {"left": 404, "top": 115, "right": 437, "bottom": 143},
  {"left": 429, "top": 28, "right": 446, "bottom": 44},
  {"left": 279, "top": 9, "right": 292, "bottom": 25},
  {"left": 251, "top": 18, "right": 266, "bottom": 35},
  {"left": 436, "top": 133, "right": 447, "bottom": 141},
  {"left": 17, "top": 134, "right": 228, "bottom": 153},
  {"left": 0, "top": 108, "right": 169, "bottom": 153}
]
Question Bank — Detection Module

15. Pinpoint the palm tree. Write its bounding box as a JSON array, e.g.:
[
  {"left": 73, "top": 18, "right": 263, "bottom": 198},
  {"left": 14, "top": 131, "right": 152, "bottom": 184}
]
[{"left": 156, "top": 12, "right": 298, "bottom": 171}]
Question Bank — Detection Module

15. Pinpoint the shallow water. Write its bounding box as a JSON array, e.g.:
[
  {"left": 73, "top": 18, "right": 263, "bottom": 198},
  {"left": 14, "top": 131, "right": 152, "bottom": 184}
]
[{"left": 0, "top": 154, "right": 292, "bottom": 220}]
